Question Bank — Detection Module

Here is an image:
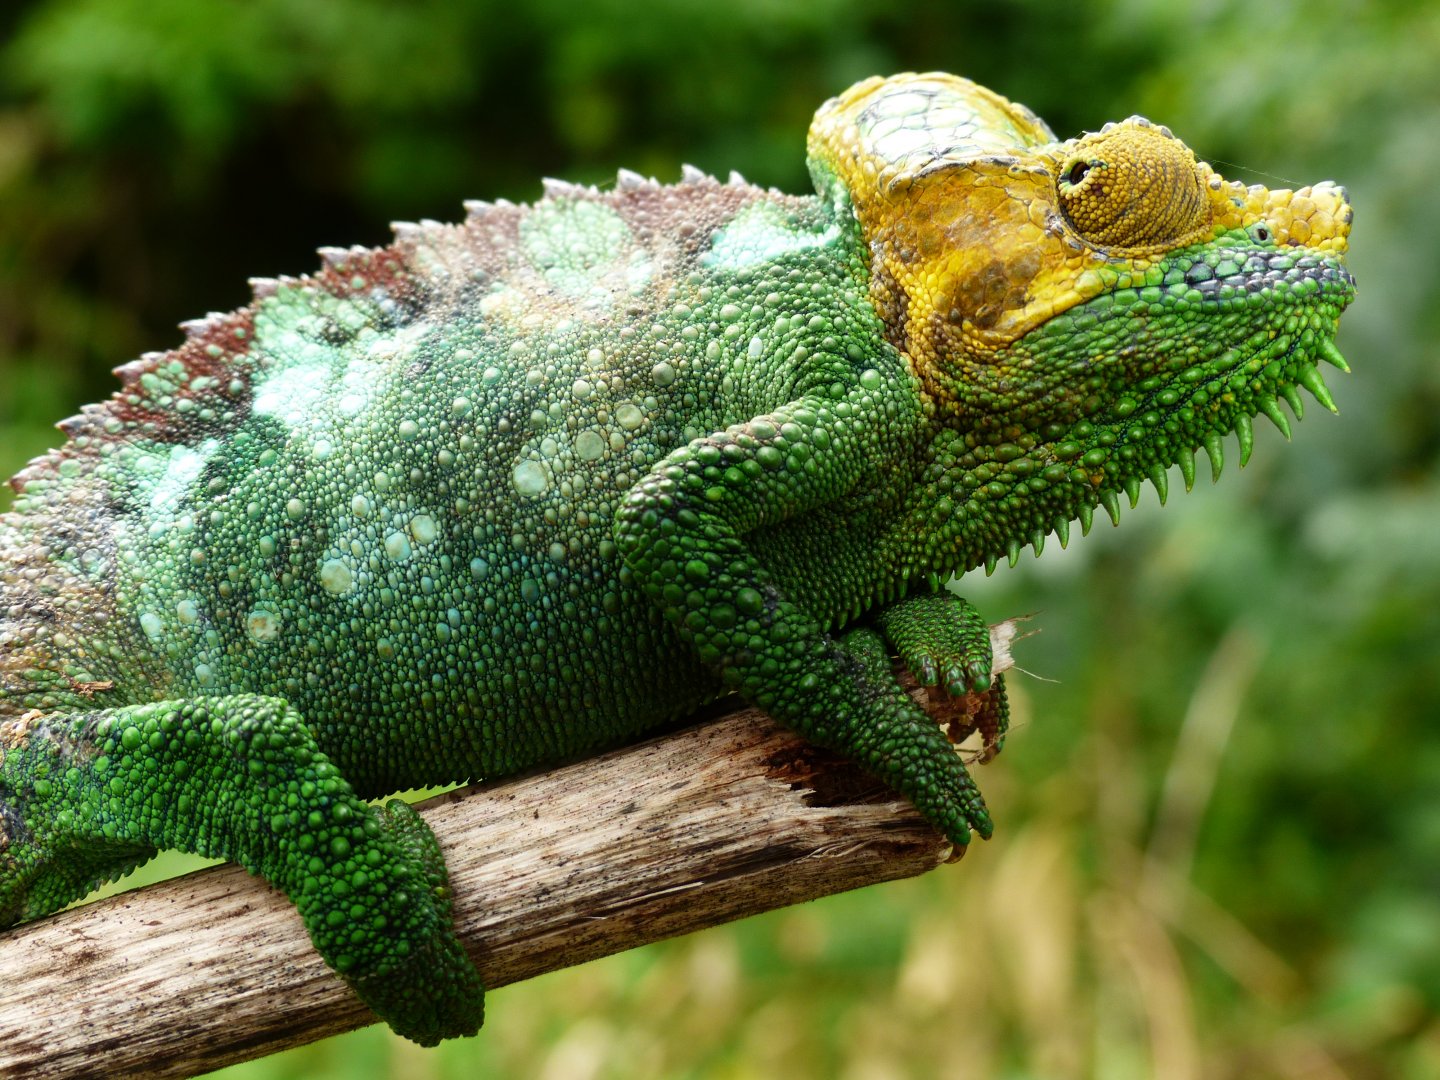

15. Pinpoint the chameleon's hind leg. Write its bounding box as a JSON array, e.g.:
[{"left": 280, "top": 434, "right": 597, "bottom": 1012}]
[{"left": 0, "top": 694, "right": 483, "bottom": 1045}]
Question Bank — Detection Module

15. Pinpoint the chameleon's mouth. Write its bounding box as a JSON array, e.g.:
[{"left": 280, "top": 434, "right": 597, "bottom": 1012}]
[
  {"left": 1101, "top": 245, "right": 1356, "bottom": 499},
  {"left": 1051, "top": 237, "right": 1357, "bottom": 525}
]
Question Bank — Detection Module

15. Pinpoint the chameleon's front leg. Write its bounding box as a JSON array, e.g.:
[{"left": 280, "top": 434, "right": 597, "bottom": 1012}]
[
  {"left": 0, "top": 695, "right": 484, "bottom": 1045},
  {"left": 615, "top": 387, "right": 993, "bottom": 846}
]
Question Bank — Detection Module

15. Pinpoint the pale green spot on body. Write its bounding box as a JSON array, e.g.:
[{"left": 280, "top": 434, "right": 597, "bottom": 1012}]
[
  {"left": 703, "top": 202, "right": 844, "bottom": 271},
  {"left": 512, "top": 460, "right": 550, "bottom": 497},
  {"left": 575, "top": 430, "right": 606, "bottom": 461},
  {"left": 320, "top": 559, "right": 355, "bottom": 595},
  {"left": 246, "top": 607, "right": 282, "bottom": 643},
  {"left": 410, "top": 515, "right": 439, "bottom": 545},
  {"left": 520, "top": 200, "right": 648, "bottom": 302},
  {"left": 250, "top": 341, "right": 336, "bottom": 428},
  {"left": 143, "top": 441, "right": 220, "bottom": 516}
]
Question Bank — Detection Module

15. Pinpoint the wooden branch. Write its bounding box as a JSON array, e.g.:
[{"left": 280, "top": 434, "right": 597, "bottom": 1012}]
[{"left": 0, "top": 626, "right": 1021, "bottom": 1079}]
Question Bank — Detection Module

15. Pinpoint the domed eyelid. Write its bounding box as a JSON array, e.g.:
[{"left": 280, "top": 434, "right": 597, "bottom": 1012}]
[{"left": 1047, "top": 123, "right": 1213, "bottom": 254}]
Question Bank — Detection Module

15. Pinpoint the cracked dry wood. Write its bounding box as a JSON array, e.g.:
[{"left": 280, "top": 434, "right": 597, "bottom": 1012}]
[{"left": 0, "top": 624, "right": 1020, "bottom": 1079}]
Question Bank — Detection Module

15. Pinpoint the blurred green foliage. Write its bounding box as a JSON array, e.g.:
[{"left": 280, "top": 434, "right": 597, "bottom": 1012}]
[{"left": 3, "top": 0, "right": 1439, "bottom": 1076}]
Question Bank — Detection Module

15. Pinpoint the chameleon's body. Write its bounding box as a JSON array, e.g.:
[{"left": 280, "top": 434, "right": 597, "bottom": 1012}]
[{"left": 0, "top": 74, "right": 1353, "bottom": 1043}]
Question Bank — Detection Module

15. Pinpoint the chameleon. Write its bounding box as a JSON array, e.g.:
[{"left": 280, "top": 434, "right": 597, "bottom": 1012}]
[{"left": 0, "top": 72, "right": 1353, "bottom": 1045}]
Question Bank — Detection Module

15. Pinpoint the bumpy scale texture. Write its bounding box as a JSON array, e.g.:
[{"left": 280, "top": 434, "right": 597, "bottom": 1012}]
[{"left": 0, "top": 73, "right": 1355, "bottom": 1044}]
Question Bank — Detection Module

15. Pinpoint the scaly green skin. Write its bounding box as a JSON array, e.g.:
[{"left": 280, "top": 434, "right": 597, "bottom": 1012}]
[{"left": 0, "top": 73, "right": 1354, "bottom": 1044}]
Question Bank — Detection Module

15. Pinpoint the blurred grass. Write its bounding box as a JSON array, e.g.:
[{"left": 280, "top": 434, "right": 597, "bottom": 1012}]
[{"left": 4, "top": 1, "right": 1440, "bottom": 1076}]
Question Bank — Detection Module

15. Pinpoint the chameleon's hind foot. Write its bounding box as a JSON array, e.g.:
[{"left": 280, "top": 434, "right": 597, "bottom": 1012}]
[
  {"left": 0, "top": 697, "right": 486, "bottom": 1044},
  {"left": 345, "top": 800, "right": 485, "bottom": 1045}
]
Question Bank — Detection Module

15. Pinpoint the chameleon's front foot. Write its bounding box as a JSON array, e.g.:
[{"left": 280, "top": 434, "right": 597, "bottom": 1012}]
[
  {"left": 0, "top": 697, "right": 485, "bottom": 1044},
  {"left": 834, "top": 624, "right": 995, "bottom": 845},
  {"left": 875, "top": 590, "right": 1010, "bottom": 762},
  {"left": 877, "top": 589, "right": 995, "bottom": 696}
]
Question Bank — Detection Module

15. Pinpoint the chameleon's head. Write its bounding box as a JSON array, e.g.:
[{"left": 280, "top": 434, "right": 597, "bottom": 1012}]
[{"left": 809, "top": 73, "right": 1355, "bottom": 564}]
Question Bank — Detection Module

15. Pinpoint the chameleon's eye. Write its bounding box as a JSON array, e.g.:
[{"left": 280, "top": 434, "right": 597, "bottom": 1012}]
[
  {"left": 1062, "top": 159, "right": 1093, "bottom": 187},
  {"left": 1055, "top": 123, "right": 1207, "bottom": 250}
]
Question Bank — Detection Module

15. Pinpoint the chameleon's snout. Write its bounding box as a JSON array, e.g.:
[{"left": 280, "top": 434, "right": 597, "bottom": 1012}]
[{"left": 1219, "top": 176, "right": 1353, "bottom": 258}]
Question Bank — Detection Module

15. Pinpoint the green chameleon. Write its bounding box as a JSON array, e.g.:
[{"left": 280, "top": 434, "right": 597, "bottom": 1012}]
[{"left": 0, "top": 73, "right": 1353, "bottom": 1044}]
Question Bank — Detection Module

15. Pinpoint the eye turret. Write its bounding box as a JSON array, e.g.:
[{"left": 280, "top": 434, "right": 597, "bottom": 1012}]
[{"left": 1055, "top": 120, "right": 1208, "bottom": 250}]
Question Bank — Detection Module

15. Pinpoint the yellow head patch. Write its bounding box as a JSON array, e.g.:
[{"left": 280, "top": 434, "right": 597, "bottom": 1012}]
[{"left": 808, "top": 73, "right": 1351, "bottom": 390}]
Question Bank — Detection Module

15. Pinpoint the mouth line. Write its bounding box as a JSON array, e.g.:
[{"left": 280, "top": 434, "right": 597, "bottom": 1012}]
[{"left": 1176, "top": 252, "right": 1356, "bottom": 305}]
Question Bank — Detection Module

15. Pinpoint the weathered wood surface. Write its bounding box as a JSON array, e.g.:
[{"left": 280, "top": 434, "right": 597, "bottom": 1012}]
[{"left": 0, "top": 626, "right": 1019, "bottom": 1079}]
